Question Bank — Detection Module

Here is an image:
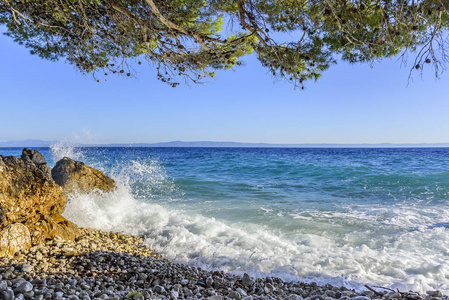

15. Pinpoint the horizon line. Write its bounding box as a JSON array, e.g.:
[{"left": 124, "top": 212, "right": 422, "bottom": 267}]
[{"left": 1, "top": 139, "right": 449, "bottom": 148}]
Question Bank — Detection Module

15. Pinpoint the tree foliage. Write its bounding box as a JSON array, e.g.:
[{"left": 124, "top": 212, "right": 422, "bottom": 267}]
[{"left": 1, "top": 0, "right": 448, "bottom": 88}]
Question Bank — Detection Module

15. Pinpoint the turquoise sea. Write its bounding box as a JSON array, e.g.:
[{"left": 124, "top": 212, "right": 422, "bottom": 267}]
[{"left": 2, "top": 145, "right": 449, "bottom": 293}]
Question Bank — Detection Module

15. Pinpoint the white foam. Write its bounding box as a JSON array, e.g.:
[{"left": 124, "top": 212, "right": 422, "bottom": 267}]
[{"left": 63, "top": 182, "right": 449, "bottom": 294}]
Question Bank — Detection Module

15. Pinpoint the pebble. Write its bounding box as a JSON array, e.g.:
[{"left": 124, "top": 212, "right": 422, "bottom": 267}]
[
  {"left": 206, "top": 276, "right": 214, "bottom": 287},
  {"left": 242, "top": 273, "right": 255, "bottom": 287},
  {"left": 229, "top": 290, "right": 243, "bottom": 299},
  {"left": 388, "top": 293, "right": 402, "bottom": 299},
  {"left": 21, "top": 264, "right": 33, "bottom": 273},
  {"left": 2, "top": 289, "right": 14, "bottom": 300},
  {"left": 237, "top": 287, "right": 248, "bottom": 296},
  {"left": 0, "top": 280, "right": 8, "bottom": 291},
  {"left": 352, "top": 297, "right": 371, "bottom": 300},
  {"left": 133, "top": 294, "right": 144, "bottom": 300},
  {"left": 265, "top": 283, "right": 276, "bottom": 294},
  {"left": 14, "top": 281, "right": 33, "bottom": 293},
  {"left": 428, "top": 291, "right": 444, "bottom": 298},
  {"left": 153, "top": 285, "right": 166, "bottom": 294},
  {"left": 15, "top": 293, "right": 24, "bottom": 300}
]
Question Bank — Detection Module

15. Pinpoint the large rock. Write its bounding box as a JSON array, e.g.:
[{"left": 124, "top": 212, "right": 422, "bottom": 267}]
[
  {"left": 0, "top": 155, "right": 66, "bottom": 226},
  {"left": 52, "top": 157, "right": 116, "bottom": 194},
  {"left": 0, "top": 223, "right": 31, "bottom": 257},
  {"left": 0, "top": 150, "right": 80, "bottom": 252},
  {"left": 21, "top": 148, "right": 52, "bottom": 179}
]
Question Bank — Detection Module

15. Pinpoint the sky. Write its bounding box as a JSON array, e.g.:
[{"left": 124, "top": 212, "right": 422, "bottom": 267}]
[{"left": 1, "top": 28, "right": 449, "bottom": 145}]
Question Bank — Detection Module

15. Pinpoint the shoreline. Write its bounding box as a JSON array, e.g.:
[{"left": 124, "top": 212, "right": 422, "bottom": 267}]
[{"left": 1, "top": 228, "right": 447, "bottom": 300}]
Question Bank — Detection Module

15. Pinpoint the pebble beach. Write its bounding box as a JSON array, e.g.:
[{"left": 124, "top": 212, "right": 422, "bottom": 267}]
[{"left": 1, "top": 228, "right": 447, "bottom": 300}]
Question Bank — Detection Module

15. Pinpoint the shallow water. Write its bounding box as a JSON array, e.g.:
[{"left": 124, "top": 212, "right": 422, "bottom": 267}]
[{"left": 2, "top": 146, "right": 449, "bottom": 293}]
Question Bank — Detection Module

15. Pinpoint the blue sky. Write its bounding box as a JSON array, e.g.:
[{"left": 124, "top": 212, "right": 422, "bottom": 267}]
[{"left": 1, "top": 29, "right": 449, "bottom": 145}]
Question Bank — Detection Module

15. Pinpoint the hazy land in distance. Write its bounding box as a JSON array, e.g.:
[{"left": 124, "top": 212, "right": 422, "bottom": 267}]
[{"left": 1, "top": 139, "right": 449, "bottom": 148}]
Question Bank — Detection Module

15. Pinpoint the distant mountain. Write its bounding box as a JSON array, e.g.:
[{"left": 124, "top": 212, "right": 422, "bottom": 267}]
[
  {"left": 103, "top": 141, "right": 280, "bottom": 147},
  {"left": 104, "top": 141, "right": 449, "bottom": 148},
  {"left": 2, "top": 140, "right": 449, "bottom": 148},
  {"left": 0, "top": 139, "right": 56, "bottom": 147}
]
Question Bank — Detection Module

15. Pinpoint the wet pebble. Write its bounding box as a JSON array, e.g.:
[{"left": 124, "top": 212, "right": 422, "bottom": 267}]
[{"left": 14, "top": 281, "right": 33, "bottom": 293}]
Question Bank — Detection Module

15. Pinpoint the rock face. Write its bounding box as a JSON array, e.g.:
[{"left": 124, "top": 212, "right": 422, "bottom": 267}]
[
  {"left": 0, "top": 223, "right": 31, "bottom": 257},
  {"left": 21, "top": 148, "right": 52, "bottom": 179},
  {"left": 0, "top": 154, "right": 66, "bottom": 226},
  {"left": 52, "top": 157, "right": 116, "bottom": 194},
  {"left": 0, "top": 149, "right": 80, "bottom": 256}
]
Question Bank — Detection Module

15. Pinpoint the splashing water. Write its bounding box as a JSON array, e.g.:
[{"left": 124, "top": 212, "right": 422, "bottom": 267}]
[
  {"left": 111, "top": 158, "right": 178, "bottom": 200},
  {"left": 50, "top": 140, "right": 84, "bottom": 162}
]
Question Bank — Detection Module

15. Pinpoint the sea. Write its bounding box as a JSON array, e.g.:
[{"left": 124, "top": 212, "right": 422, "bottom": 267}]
[{"left": 1, "top": 145, "right": 449, "bottom": 293}]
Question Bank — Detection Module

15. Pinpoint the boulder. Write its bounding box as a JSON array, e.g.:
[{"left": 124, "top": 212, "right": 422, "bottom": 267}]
[
  {"left": 52, "top": 157, "right": 116, "bottom": 194},
  {"left": 0, "top": 223, "right": 31, "bottom": 257},
  {"left": 21, "top": 148, "right": 52, "bottom": 179}
]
